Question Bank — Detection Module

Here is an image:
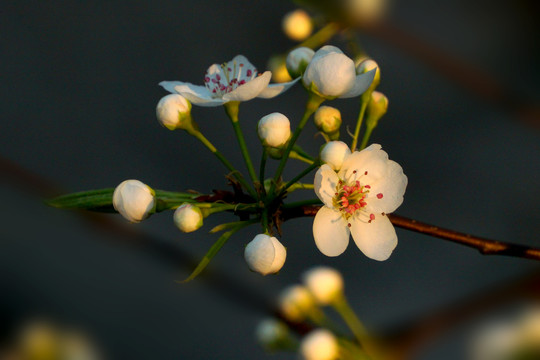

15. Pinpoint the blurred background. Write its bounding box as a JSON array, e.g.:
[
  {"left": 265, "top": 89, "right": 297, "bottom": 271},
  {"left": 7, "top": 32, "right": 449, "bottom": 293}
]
[{"left": 1, "top": 0, "right": 539, "bottom": 359}]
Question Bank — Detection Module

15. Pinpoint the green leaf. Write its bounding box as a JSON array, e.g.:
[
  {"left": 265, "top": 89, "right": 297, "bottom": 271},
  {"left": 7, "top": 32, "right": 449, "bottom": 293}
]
[
  {"left": 179, "top": 220, "right": 256, "bottom": 283},
  {"left": 46, "top": 188, "right": 115, "bottom": 211}
]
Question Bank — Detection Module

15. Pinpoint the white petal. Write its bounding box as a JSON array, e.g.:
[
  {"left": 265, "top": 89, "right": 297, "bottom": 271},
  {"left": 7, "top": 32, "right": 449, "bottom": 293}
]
[
  {"left": 222, "top": 71, "right": 272, "bottom": 102},
  {"left": 159, "top": 81, "right": 184, "bottom": 94},
  {"left": 350, "top": 215, "right": 397, "bottom": 261},
  {"left": 338, "top": 144, "right": 387, "bottom": 184},
  {"left": 172, "top": 82, "right": 226, "bottom": 107},
  {"left": 365, "top": 160, "right": 408, "bottom": 214},
  {"left": 257, "top": 77, "right": 301, "bottom": 99},
  {"left": 339, "top": 68, "right": 377, "bottom": 98},
  {"left": 311, "top": 46, "right": 343, "bottom": 62},
  {"left": 269, "top": 237, "right": 287, "bottom": 274},
  {"left": 314, "top": 164, "right": 340, "bottom": 208},
  {"left": 230, "top": 55, "right": 256, "bottom": 71},
  {"left": 313, "top": 207, "right": 350, "bottom": 257}
]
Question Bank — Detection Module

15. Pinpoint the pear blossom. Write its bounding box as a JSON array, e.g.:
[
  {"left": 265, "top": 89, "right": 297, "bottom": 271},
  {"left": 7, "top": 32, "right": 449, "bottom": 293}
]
[
  {"left": 244, "top": 234, "right": 287, "bottom": 275},
  {"left": 282, "top": 9, "right": 313, "bottom": 41},
  {"left": 173, "top": 203, "right": 203, "bottom": 233},
  {"left": 113, "top": 180, "right": 155, "bottom": 223},
  {"left": 302, "top": 267, "right": 344, "bottom": 305},
  {"left": 155, "top": 94, "right": 192, "bottom": 130},
  {"left": 314, "top": 106, "right": 342, "bottom": 135},
  {"left": 303, "top": 46, "right": 376, "bottom": 99},
  {"left": 320, "top": 141, "right": 351, "bottom": 171},
  {"left": 286, "top": 47, "right": 315, "bottom": 78},
  {"left": 160, "top": 55, "right": 299, "bottom": 107},
  {"left": 300, "top": 329, "right": 339, "bottom": 360},
  {"left": 258, "top": 112, "right": 291, "bottom": 148},
  {"left": 313, "top": 144, "right": 407, "bottom": 260}
]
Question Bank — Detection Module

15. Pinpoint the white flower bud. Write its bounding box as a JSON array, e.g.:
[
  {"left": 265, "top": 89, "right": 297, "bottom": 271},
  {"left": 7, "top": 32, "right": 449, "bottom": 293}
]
[
  {"left": 303, "top": 46, "right": 375, "bottom": 99},
  {"left": 156, "top": 94, "right": 192, "bottom": 130},
  {"left": 244, "top": 234, "right": 287, "bottom": 276},
  {"left": 320, "top": 141, "right": 351, "bottom": 171},
  {"left": 113, "top": 180, "right": 155, "bottom": 223},
  {"left": 314, "top": 106, "right": 342, "bottom": 135},
  {"left": 302, "top": 267, "right": 344, "bottom": 305},
  {"left": 356, "top": 58, "right": 380, "bottom": 91},
  {"left": 286, "top": 47, "right": 315, "bottom": 78},
  {"left": 255, "top": 318, "right": 290, "bottom": 350},
  {"left": 282, "top": 9, "right": 313, "bottom": 41},
  {"left": 278, "top": 285, "right": 317, "bottom": 322},
  {"left": 346, "top": 0, "right": 388, "bottom": 25},
  {"left": 258, "top": 113, "right": 291, "bottom": 148},
  {"left": 173, "top": 203, "right": 203, "bottom": 233},
  {"left": 300, "top": 329, "right": 339, "bottom": 360}
]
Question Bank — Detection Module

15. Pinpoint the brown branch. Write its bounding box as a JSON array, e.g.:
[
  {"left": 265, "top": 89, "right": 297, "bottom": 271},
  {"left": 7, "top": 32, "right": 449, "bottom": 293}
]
[{"left": 283, "top": 205, "right": 540, "bottom": 261}]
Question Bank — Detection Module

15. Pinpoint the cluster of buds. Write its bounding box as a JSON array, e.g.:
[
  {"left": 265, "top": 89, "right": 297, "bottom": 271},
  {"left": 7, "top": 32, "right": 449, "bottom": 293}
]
[{"left": 256, "top": 267, "right": 377, "bottom": 359}]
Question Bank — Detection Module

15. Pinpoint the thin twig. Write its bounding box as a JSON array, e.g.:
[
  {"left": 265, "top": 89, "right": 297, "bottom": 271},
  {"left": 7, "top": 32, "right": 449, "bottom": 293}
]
[{"left": 282, "top": 204, "right": 540, "bottom": 261}]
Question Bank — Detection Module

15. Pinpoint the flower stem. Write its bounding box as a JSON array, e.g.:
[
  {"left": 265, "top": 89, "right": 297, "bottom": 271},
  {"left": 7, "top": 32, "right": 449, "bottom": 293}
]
[
  {"left": 289, "top": 151, "right": 314, "bottom": 165},
  {"left": 224, "top": 102, "right": 258, "bottom": 185},
  {"left": 292, "top": 145, "right": 315, "bottom": 161},
  {"left": 187, "top": 128, "right": 258, "bottom": 199},
  {"left": 359, "top": 124, "right": 374, "bottom": 150},
  {"left": 283, "top": 161, "right": 320, "bottom": 193},
  {"left": 286, "top": 183, "right": 314, "bottom": 192},
  {"left": 350, "top": 91, "right": 371, "bottom": 152},
  {"left": 332, "top": 295, "right": 382, "bottom": 359},
  {"left": 282, "top": 198, "right": 322, "bottom": 208},
  {"left": 269, "top": 93, "right": 324, "bottom": 200},
  {"left": 299, "top": 22, "right": 342, "bottom": 49},
  {"left": 259, "top": 147, "right": 268, "bottom": 194}
]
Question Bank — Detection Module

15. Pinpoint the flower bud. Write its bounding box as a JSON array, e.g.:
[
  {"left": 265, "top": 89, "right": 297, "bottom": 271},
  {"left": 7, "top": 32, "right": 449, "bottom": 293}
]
[
  {"left": 300, "top": 329, "right": 339, "bottom": 360},
  {"left": 156, "top": 94, "right": 193, "bottom": 131},
  {"left": 278, "top": 285, "right": 317, "bottom": 322},
  {"left": 314, "top": 106, "right": 341, "bottom": 139},
  {"left": 366, "top": 91, "right": 389, "bottom": 129},
  {"left": 302, "top": 267, "right": 344, "bottom": 305},
  {"left": 282, "top": 9, "right": 313, "bottom": 41},
  {"left": 244, "top": 234, "right": 287, "bottom": 276},
  {"left": 255, "top": 318, "right": 291, "bottom": 351},
  {"left": 286, "top": 47, "right": 315, "bottom": 78},
  {"left": 267, "top": 55, "right": 292, "bottom": 83},
  {"left": 320, "top": 141, "right": 351, "bottom": 171},
  {"left": 345, "top": 0, "right": 388, "bottom": 25},
  {"left": 356, "top": 58, "right": 380, "bottom": 92},
  {"left": 173, "top": 203, "right": 203, "bottom": 233},
  {"left": 258, "top": 113, "right": 291, "bottom": 148},
  {"left": 303, "top": 46, "right": 375, "bottom": 99},
  {"left": 113, "top": 180, "right": 155, "bottom": 223}
]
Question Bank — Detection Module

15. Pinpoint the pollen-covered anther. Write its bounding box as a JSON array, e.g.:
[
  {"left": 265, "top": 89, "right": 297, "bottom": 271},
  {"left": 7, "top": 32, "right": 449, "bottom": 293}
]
[{"left": 377, "top": 193, "right": 383, "bottom": 199}]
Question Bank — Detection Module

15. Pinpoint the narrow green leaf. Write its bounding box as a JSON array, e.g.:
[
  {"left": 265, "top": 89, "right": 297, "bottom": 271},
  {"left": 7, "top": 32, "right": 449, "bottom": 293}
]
[{"left": 46, "top": 188, "right": 115, "bottom": 210}]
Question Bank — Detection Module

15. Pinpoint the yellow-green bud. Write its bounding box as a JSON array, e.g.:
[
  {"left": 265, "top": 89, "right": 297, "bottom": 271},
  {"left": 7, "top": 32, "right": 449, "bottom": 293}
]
[
  {"left": 356, "top": 58, "right": 380, "bottom": 92},
  {"left": 282, "top": 9, "right": 313, "bottom": 41},
  {"left": 302, "top": 266, "right": 344, "bottom": 305},
  {"left": 300, "top": 329, "right": 339, "bottom": 360},
  {"left": 255, "top": 318, "right": 291, "bottom": 351},
  {"left": 278, "top": 285, "right": 317, "bottom": 322},
  {"left": 313, "top": 106, "right": 341, "bottom": 139},
  {"left": 366, "top": 91, "right": 389, "bottom": 128},
  {"left": 267, "top": 55, "right": 292, "bottom": 83},
  {"left": 174, "top": 203, "right": 203, "bottom": 233},
  {"left": 286, "top": 47, "right": 315, "bottom": 78}
]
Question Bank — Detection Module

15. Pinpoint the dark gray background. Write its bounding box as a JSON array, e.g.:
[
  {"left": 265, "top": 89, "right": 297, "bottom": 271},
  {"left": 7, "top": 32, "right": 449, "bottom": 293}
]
[{"left": 1, "top": 1, "right": 539, "bottom": 359}]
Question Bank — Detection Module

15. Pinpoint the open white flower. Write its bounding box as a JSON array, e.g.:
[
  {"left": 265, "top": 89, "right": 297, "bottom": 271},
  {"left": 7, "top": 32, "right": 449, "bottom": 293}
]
[
  {"left": 160, "top": 55, "right": 299, "bottom": 107},
  {"left": 303, "top": 46, "right": 376, "bottom": 99},
  {"left": 313, "top": 144, "right": 407, "bottom": 260}
]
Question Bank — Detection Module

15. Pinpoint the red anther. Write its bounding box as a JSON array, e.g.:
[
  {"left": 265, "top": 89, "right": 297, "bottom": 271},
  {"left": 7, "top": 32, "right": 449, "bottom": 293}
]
[
  {"left": 348, "top": 223, "right": 351, "bottom": 227},
  {"left": 216, "top": 74, "right": 221, "bottom": 81},
  {"left": 370, "top": 213, "right": 375, "bottom": 221},
  {"left": 353, "top": 170, "right": 357, "bottom": 174},
  {"left": 364, "top": 171, "right": 368, "bottom": 175},
  {"left": 246, "top": 69, "right": 252, "bottom": 76},
  {"left": 377, "top": 193, "right": 383, "bottom": 199},
  {"left": 368, "top": 220, "right": 372, "bottom": 223},
  {"left": 365, "top": 185, "right": 371, "bottom": 189}
]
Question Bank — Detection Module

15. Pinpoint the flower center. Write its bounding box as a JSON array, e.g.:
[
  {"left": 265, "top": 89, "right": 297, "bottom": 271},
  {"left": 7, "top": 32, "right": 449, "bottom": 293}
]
[
  {"left": 333, "top": 177, "right": 369, "bottom": 219},
  {"left": 204, "top": 60, "right": 258, "bottom": 98}
]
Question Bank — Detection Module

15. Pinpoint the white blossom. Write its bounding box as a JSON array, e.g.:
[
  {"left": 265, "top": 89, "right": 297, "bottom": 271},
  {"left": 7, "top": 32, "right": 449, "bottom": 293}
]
[
  {"left": 303, "top": 46, "right": 375, "bottom": 99},
  {"left": 286, "top": 47, "right": 315, "bottom": 78},
  {"left": 300, "top": 329, "right": 339, "bottom": 360},
  {"left": 160, "top": 55, "right": 299, "bottom": 107},
  {"left": 244, "top": 234, "right": 286, "bottom": 275},
  {"left": 258, "top": 112, "right": 291, "bottom": 148},
  {"left": 320, "top": 141, "right": 351, "bottom": 171},
  {"left": 173, "top": 203, "right": 203, "bottom": 233},
  {"left": 302, "top": 267, "right": 344, "bottom": 305},
  {"left": 112, "top": 180, "right": 155, "bottom": 223},
  {"left": 313, "top": 144, "right": 407, "bottom": 260},
  {"left": 282, "top": 9, "right": 313, "bottom": 41}
]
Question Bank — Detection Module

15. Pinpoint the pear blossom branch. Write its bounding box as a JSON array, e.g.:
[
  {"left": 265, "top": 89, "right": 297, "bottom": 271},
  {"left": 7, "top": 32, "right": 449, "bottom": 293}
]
[{"left": 282, "top": 204, "right": 540, "bottom": 261}]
